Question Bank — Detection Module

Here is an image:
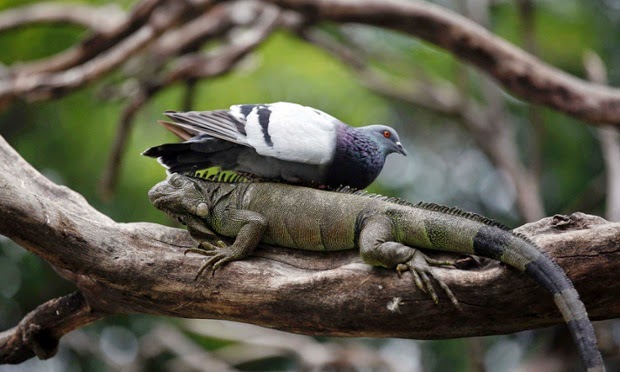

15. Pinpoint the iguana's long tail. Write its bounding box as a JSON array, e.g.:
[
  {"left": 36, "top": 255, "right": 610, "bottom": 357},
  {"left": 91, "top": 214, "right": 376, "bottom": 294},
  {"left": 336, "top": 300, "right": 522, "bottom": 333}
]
[
  {"left": 404, "top": 203, "right": 605, "bottom": 370},
  {"left": 476, "top": 226, "right": 603, "bottom": 371}
]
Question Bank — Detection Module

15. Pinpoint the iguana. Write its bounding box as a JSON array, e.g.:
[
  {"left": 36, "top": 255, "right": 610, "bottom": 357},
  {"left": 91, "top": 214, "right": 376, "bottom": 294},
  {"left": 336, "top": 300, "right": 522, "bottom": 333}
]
[{"left": 148, "top": 173, "right": 605, "bottom": 372}]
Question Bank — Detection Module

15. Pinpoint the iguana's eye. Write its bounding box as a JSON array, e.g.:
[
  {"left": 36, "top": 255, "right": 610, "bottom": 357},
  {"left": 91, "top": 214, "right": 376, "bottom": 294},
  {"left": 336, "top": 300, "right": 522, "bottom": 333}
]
[
  {"left": 196, "top": 202, "right": 209, "bottom": 217},
  {"left": 383, "top": 130, "right": 391, "bottom": 138},
  {"left": 169, "top": 174, "right": 183, "bottom": 187}
]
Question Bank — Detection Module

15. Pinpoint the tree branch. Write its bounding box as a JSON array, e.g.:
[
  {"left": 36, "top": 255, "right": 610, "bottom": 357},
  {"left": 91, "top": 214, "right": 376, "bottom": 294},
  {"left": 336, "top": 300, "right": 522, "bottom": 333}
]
[
  {"left": 5, "top": 0, "right": 163, "bottom": 76},
  {"left": 0, "top": 133, "right": 618, "bottom": 363},
  {"left": 0, "top": 292, "right": 103, "bottom": 364},
  {"left": 2, "top": 0, "right": 620, "bottom": 127},
  {"left": 0, "top": 0, "right": 214, "bottom": 106},
  {"left": 259, "top": 0, "right": 620, "bottom": 125},
  {"left": 0, "top": 3, "right": 125, "bottom": 33}
]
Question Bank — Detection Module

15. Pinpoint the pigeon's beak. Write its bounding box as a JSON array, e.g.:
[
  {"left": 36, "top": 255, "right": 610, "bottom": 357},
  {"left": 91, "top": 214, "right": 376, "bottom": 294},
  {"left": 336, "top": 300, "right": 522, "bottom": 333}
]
[{"left": 395, "top": 142, "right": 407, "bottom": 156}]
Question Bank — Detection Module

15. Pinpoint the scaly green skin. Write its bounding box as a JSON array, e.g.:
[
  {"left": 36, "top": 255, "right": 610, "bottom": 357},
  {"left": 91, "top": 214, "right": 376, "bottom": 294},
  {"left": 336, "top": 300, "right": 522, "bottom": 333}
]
[{"left": 149, "top": 174, "right": 604, "bottom": 372}]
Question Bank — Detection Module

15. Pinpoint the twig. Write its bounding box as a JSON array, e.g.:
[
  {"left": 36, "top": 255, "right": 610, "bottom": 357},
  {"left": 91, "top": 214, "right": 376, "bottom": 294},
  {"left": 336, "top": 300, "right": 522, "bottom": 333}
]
[
  {"left": 150, "top": 2, "right": 237, "bottom": 58},
  {"left": 160, "top": 4, "right": 281, "bottom": 85},
  {"left": 584, "top": 51, "right": 620, "bottom": 221},
  {"left": 516, "top": 0, "right": 545, "bottom": 182},
  {"left": 185, "top": 319, "right": 397, "bottom": 370},
  {"left": 0, "top": 3, "right": 125, "bottom": 33},
  {"left": 8, "top": 0, "right": 164, "bottom": 76},
  {"left": 182, "top": 79, "right": 198, "bottom": 111},
  {"left": 0, "top": 1, "right": 213, "bottom": 106},
  {"left": 143, "top": 324, "right": 235, "bottom": 372},
  {"left": 98, "top": 90, "right": 148, "bottom": 200}
]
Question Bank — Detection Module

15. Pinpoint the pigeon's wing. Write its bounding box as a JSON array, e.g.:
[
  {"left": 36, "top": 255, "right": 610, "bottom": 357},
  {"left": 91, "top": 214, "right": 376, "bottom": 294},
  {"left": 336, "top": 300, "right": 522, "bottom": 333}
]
[
  {"left": 163, "top": 102, "right": 340, "bottom": 166},
  {"left": 231, "top": 102, "right": 339, "bottom": 165},
  {"left": 163, "top": 110, "right": 250, "bottom": 146}
]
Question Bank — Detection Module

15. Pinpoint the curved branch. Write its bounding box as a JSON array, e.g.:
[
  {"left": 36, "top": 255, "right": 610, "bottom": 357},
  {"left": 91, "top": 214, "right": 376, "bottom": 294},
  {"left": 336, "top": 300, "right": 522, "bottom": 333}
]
[
  {"left": 161, "top": 4, "right": 282, "bottom": 85},
  {"left": 0, "top": 132, "right": 618, "bottom": 365},
  {"left": 0, "top": 1, "right": 215, "bottom": 106},
  {"left": 260, "top": 0, "right": 620, "bottom": 125},
  {"left": 0, "top": 292, "right": 103, "bottom": 364},
  {"left": 0, "top": 3, "right": 125, "bottom": 33},
  {"left": 6, "top": 0, "right": 163, "bottom": 76}
]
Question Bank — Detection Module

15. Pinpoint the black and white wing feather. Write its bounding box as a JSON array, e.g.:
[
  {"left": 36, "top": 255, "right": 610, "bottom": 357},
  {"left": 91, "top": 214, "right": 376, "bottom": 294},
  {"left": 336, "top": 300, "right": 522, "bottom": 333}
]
[
  {"left": 164, "top": 102, "right": 339, "bottom": 165},
  {"left": 163, "top": 110, "right": 248, "bottom": 145}
]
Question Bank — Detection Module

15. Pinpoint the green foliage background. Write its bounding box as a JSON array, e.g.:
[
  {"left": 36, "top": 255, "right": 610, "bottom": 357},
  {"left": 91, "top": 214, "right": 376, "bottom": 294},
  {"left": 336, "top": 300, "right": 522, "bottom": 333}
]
[{"left": 0, "top": 0, "right": 617, "bottom": 371}]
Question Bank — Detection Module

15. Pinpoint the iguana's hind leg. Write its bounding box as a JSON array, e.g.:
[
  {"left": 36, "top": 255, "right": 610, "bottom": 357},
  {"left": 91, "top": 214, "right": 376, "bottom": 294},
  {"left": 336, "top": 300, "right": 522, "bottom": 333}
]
[
  {"left": 359, "top": 214, "right": 460, "bottom": 309},
  {"left": 185, "top": 210, "right": 267, "bottom": 280},
  {"left": 395, "top": 250, "right": 460, "bottom": 310}
]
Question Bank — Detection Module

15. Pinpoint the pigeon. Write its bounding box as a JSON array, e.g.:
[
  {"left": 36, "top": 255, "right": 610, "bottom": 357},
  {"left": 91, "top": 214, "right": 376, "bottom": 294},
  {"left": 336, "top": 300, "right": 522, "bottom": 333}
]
[{"left": 142, "top": 102, "right": 407, "bottom": 189}]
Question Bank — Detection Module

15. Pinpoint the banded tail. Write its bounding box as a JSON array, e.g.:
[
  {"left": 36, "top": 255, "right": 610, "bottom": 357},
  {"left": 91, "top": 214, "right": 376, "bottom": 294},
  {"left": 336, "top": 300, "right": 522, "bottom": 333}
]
[
  {"left": 476, "top": 226, "right": 603, "bottom": 370},
  {"left": 417, "top": 209, "right": 604, "bottom": 371}
]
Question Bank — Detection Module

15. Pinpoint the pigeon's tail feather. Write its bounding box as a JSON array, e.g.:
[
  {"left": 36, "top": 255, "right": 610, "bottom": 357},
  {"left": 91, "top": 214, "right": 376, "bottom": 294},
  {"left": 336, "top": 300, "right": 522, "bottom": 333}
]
[
  {"left": 142, "top": 137, "right": 243, "bottom": 174},
  {"left": 141, "top": 142, "right": 186, "bottom": 158},
  {"left": 164, "top": 110, "right": 249, "bottom": 146},
  {"left": 158, "top": 120, "right": 193, "bottom": 141}
]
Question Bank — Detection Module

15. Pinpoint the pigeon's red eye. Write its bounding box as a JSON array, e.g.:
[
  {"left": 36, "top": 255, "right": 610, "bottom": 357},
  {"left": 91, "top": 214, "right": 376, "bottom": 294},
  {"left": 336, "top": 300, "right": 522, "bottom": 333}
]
[{"left": 383, "top": 130, "right": 391, "bottom": 138}]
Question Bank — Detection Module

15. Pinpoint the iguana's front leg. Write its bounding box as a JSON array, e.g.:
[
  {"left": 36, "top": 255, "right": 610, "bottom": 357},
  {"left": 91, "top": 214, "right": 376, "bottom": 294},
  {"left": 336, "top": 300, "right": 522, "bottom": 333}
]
[
  {"left": 183, "top": 215, "right": 224, "bottom": 250},
  {"left": 186, "top": 209, "right": 267, "bottom": 279},
  {"left": 359, "top": 214, "right": 459, "bottom": 308}
]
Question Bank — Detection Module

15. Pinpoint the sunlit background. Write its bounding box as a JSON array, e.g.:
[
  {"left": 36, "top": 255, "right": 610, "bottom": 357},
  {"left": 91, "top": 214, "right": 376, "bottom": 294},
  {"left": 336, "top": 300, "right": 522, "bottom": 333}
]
[{"left": 1, "top": 0, "right": 619, "bottom": 371}]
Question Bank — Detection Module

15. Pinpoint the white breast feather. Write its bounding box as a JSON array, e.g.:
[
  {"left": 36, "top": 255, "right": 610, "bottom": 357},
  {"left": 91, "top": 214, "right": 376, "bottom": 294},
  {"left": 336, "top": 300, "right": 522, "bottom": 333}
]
[{"left": 243, "top": 102, "right": 338, "bottom": 165}]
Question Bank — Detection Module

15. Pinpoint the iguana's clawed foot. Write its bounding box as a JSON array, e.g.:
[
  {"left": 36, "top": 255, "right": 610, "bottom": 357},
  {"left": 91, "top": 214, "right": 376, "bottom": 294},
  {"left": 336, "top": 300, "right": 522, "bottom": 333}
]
[
  {"left": 396, "top": 251, "right": 461, "bottom": 311},
  {"left": 185, "top": 241, "right": 239, "bottom": 280}
]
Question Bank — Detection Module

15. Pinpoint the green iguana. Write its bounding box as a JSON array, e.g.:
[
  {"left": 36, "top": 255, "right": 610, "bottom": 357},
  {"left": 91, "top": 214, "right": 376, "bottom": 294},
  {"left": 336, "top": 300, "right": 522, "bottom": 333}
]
[{"left": 148, "top": 173, "right": 605, "bottom": 372}]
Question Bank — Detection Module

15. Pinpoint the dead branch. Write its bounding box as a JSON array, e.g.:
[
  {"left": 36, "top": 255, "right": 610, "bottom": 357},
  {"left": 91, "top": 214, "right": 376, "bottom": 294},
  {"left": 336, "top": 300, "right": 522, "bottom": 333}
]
[
  {"left": 0, "top": 0, "right": 214, "bottom": 106},
  {"left": 6, "top": 0, "right": 164, "bottom": 77},
  {"left": 260, "top": 0, "right": 620, "bottom": 125},
  {"left": 1, "top": 0, "right": 619, "bottom": 127},
  {"left": 99, "top": 90, "right": 149, "bottom": 200},
  {"left": 0, "top": 3, "right": 125, "bottom": 33},
  {"left": 0, "top": 133, "right": 618, "bottom": 364},
  {"left": 160, "top": 5, "right": 282, "bottom": 85},
  {"left": 0, "top": 292, "right": 103, "bottom": 364}
]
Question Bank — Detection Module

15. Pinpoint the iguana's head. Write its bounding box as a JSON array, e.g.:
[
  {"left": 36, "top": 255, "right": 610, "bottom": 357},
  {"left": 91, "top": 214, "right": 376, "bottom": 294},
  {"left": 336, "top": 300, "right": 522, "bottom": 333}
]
[{"left": 148, "top": 174, "right": 211, "bottom": 221}]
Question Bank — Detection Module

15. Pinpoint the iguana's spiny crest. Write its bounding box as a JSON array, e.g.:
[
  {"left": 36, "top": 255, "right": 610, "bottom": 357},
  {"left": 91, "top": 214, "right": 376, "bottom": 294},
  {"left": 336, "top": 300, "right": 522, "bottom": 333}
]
[{"left": 142, "top": 102, "right": 407, "bottom": 189}]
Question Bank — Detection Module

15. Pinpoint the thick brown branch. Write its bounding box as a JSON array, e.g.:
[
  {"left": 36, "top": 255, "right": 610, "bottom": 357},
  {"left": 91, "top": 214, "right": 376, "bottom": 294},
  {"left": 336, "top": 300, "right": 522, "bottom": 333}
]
[
  {"left": 0, "top": 134, "right": 618, "bottom": 363},
  {"left": 0, "top": 292, "right": 103, "bottom": 364},
  {"left": 260, "top": 0, "right": 620, "bottom": 125}
]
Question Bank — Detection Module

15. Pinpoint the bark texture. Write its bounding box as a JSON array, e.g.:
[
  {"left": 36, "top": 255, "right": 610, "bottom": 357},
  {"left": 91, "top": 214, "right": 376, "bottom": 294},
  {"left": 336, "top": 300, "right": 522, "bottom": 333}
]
[{"left": 0, "top": 134, "right": 618, "bottom": 363}]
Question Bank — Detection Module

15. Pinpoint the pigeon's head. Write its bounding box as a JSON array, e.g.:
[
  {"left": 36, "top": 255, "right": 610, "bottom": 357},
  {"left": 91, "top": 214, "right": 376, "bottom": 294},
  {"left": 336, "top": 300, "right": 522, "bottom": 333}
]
[{"left": 363, "top": 125, "right": 407, "bottom": 157}]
